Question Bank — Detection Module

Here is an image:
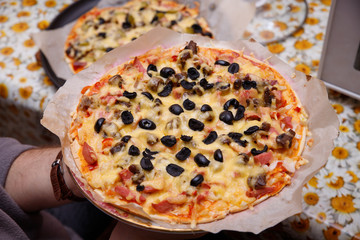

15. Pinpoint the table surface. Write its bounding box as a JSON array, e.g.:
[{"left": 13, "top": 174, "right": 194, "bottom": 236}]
[{"left": 1, "top": 0, "right": 360, "bottom": 239}]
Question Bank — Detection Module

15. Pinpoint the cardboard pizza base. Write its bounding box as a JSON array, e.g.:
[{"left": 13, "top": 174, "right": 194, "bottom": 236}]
[{"left": 41, "top": 27, "right": 339, "bottom": 234}]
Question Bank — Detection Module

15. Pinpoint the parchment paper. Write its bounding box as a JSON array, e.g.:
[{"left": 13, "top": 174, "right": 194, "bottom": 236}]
[
  {"left": 32, "top": 0, "right": 255, "bottom": 81},
  {"left": 41, "top": 27, "right": 339, "bottom": 234}
]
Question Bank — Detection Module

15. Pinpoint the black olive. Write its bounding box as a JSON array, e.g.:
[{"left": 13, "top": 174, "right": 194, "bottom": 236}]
[
  {"left": 215, "top": 60, "right": 230, "bottom": 66},
  {"left": 158, "top": 82, "right": 173, "bottom": 97},
  {"left": 175, "top": 147, "right": 191, "bottom": 161},
  {"left": 98, "top": 17, "right": 105, "bottom": 24},
  {"left": 105, "top": 47, "right": 114, "bottom": 52},
  {"left": 150, "top": 15, "right": 158, "bottom": 24},
  {"left": 121, "top": 111, "right": 134, "bottom": 125},
  {"left": 217, "top": 82, "right": 231, "bottom": 91},
  {"left": 242, "top": 80, "right": 257, "bottom": 90},
  {"left": 145, "top": 148, "right": 159, "bottom": 155},
  {"left": 190, "top": 174, "right": 204, "bottom": 187},
  {"left": 123, "top": 91, "right": 137, "bottom": 99},
  {"left": 188, "top": 118, "right": 204, "bottom": 131},
  {"left": 142, "top": 151, "right": 155, "bottom": 159},
  {"left": 251, "top": 145, "right": 268, "bottom": 156},
  {"left": 166, "top": 164, "right": 184, "bottom": 177},
  {"left": 199, "top": 78, "right": 214, "bottom": 90},
  {"left": 183, "top": 99, "right": 195, "bottom": 110},
  {"left": 200, "top": 104, "right": 212, "bottom": 112},
  {"left": 122, "top": 21, "right": 131, "bottom": 29},
  {"left": 234, "top": 105, "right": 245, "bottom": 121},
  {"left": 147, "top": 64, "right": 157, "bottom": 77},
  {"left": 169, "top": 104, "right": 184, "bottom": 115},
  {"left": 202, "top": 131, "right": 218, "bottom": 145},
  {"left": 110, "top": 142, "right": 125, "bottom": 155},
  {"left": 244, "top": 126, "right": 260, "bottom": 135},
  {"left": 131, "top": 37, "right": 137, "bottom": 41},
  {"left": 228, "top": 132, "right": 243, "bottom": 141},
  {"left": 191, "top": 23, "right": 203, "bottom": 33},
  {"left": 219, "top": 111, "right": 234, "bottom": 125},
  {"left": 160, "top": 67, "right": 175, "bottom": 78},
  {"left": 121, "top": 135, "right": 131, "bottom": 143},
  {"left": 154, "top": 98, "right": 162, "bottom": 105},
  {"left": 202, "top": 32, "right": 213, "bottom": 38},
  {"left": 194, "top": 153, "right": 210, "bottom": 167},
  {"left": 170, "top": 20, "right": 177, "bottom": 26},
  {"left": 140, "top": 157, "right": 154, "bottom": 171},
  {"left": 180, "top": 80, "right": 196, "bottom": 90},
  {"left": 187, "top": 67, "right": 200, "bottom": 80},
  {"left": 228, "top": 63, "right": 240, "bottom": 74},
  {"left": 94, "top": 117, "right": 105, "bottom": 133},
  {"left": 214, "top": 149, "right": 223, "bottom": 162},
  {"left": 97, "top": 32, "right": 106, "bottom": 38},
  {"left": 139, "top": 119, "right": 156, "bottom": 130},
  {"left": 238, "top": 140, "right": 248, "bottom": 147},
  {"left": 141, "top": 92, "right": 154, "bottom": 101},
  {"left": 160, "top": 135, "right": 177, "bottom": 147},
  {"left": 180, "top": 135, "right": 193, "bottom": 142},
  {"left": 136, "top": 185, "right": 145, "bottom": 192},
  {"left": 234, "top": 79, "right": 242, "bottom": 90},
  {"left": 223, "top": 98, "right": 240, "bottom": 111},
  {"left": 128, "top": 145, "right": 140, "bottom": 156}
]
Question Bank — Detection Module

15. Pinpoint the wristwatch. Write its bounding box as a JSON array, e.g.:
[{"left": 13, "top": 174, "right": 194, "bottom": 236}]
[{"left": 50, "top": 151, "right": 84, "bottom": 201}]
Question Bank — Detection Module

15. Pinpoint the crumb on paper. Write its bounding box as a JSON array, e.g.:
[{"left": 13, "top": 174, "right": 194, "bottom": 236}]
[
  {"left": 307, "top": 138, "right": 314, "bottom": 147},
  {"left": 291, "top": 73, "right": 296, "bottom": 79}
]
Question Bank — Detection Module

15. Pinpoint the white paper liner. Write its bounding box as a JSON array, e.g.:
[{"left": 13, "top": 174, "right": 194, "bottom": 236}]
[
  {"left": 41, "top": 27, "right": 339, "bottom": 234},
  {"left": 32, "top": 0, "right": 255, "bottom": 80}
]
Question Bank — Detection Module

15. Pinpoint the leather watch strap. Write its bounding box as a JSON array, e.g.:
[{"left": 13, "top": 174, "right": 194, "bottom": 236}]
[{"left": 50, "top": 151, "right": 84, "bottom": 201}]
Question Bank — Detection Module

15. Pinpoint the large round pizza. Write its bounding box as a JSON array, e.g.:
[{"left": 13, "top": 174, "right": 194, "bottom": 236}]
[
  {"left": 65, "top": 0, "right": 213, "bottom": 73},
  {"left": 69, "top": 41, "right": 309, "bottom": 225}
]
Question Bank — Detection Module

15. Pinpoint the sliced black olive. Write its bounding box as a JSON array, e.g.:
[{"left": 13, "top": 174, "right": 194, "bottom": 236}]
[
  {"left": 191, "top": 23, "right": 203, "bottom": 33},
  {"left": 147, "top": 64, "right": 157, "bottom": 77},
  {"left": 121, "top": 111, "right": 134, "bottom": 125},
  {"left": 233, "top": 79, "right": 242, "bottom": 90},
  {"left": 141, "top": 92, "right": 154, "bottom": 101},
  {"left": 98, "top": 17, "right": 105, "bottom": 24},
  {"left": 136, "top": 185, "right": 145, "bottom": 192},
  {"left": 145, "top": 148, "right": 159, "bottom": 155},
  {"left": 158, "top": 82, "right": 173, "bottom": 97},
  {"left": 160, "top": 135, "right": 177, "bottom": 147},
  {"left": 142, "top": 151, "right": 155, "bottom": 159},
  {"left": 128, "top": 145, "right": 140, "bottom": 156},
  {"left": 202, "top": 32, "right": 213, "bottom": 38},
  {"left": 94, "top": 117, "right": 105, "bottom": 133},
  {"left": 110, "top": 142, "right": 125, "bottom": 155},
  {"left": 200, "top": 104, "right": 212, "bottom": 112},
  {"left": 228, "top": 132, "right": 243, "bottom": 141},
  {"left": 216, "top": 82, "right": 231, "bottom": 92},
  {"left": 251, "top": 145, "right": 268, "bottom": 156},
  {"left": 170, "top": 20, "right": 177, "bottom": 26},
  {"left": 105, "top": 47, "right": 114, "bottom": 52},
  {"left": 202, "top": 131, "right": 218, "bottom": 145},
  {"left": 123, "top": 91, "right": 137, "bottom": 99},
  {"left": 187, "top": 67, "right": 200, "bottom": 80},
  {"left": 183, "top": 99, "right": 195, "bottom": 110},
  {"left": 131, "top": 37, "right": 137, "bottom": 41},
  {"left": 242, "top": 80, "right": 257, "bottom": 90},
  {"left": 223, "top": 98, "right": 240, "bottom": 111},
  {"left": 175, "top": 147, "right": 191, "bottom": 161},
  {"left": 121, "top": 135, "right": 131, "bottom": 143},
  {"left": 97, "top": 32, "right": 106, "bottom": 38},
  {"left": 154, "top": 98, "right": 162, "bottom": 106},
  {"left": 234, "top": 105, "right": 245, "bottom": 121},
  {"left": 190, "top": 174, "right": 204, "bottom": 187},
  {"left": 140, "top": 157, "right": 154, "bottom": 171},
  {"left": 228, "top": 63, "right": 240, "bottom": 74},
  {"left": 180, "top": 80, "right": 196, "bottom": 90},
  {"left": 122, "top": 21, "right": 131, "bottom": 29},
  {"left": 150, "top": 15, "right": 158, "bottom": 24},
  {"left": 199, "top": 78, "right": 214, "bottom": 90},
  {"left": 139, "top": 119, "right": 156, "bottom": 130},
  {"left": 244, "top": 126, "right": 260, "bottom": 135},
  {"left": 194, "top": 153, "right": 210, "bottom": 167},
  {"left": 219, "top": 111, "right": 234, "bottom": 125},
  {"left": 214, "top": 149, "right": 223, "bottom": 162},
  {"left": 160, "top": 67, "right": 175, "bottom": 78},
  {"left": 215, "top": 60, "right": 230, "bottom": 66},
  {"left": 166, "top": 164, "right": 184, "bottom": 177},
  {"left": 188, "top": 118, "right": 204, "bottom": 131},
  {"left": 180, "top": 135, "right": 193, "bottom": 142},
  {"left": 169, "top": 104, "right": 184, "bottom": 115}
]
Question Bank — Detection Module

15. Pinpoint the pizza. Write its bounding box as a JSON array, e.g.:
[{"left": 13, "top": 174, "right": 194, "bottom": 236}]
[
  {"left": 65, "top": 0, "right": 213, "bottom": 73},
  {"left": 69, "top": 40, "right": 309, "bottom": 226}
]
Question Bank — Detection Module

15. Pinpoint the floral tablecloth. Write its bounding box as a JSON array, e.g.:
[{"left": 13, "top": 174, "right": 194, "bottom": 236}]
[{"left": 1, "top": 0, "right": 359, "bottom": 239}]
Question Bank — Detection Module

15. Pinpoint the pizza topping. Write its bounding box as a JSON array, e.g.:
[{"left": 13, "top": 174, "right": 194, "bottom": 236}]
[
  {"left": 121, "top": 110, "right": 134, "bottom": 124},
  {"left": 251, "top": 145, "right": 268, "bottom": 156},
  {"left": 175, "top": 147, "right": 191, "bottom": 161},
  {"left": 188, "top": 118, "right": 204, "bottom": 131},
  {"left": 254, "top": 152, "right": 273, "bottom": 165},
  {"left": 190, "top": 174, "right": 204, "bottom": 187},
  {"left": 148, "top": 77, "right": 164, "bottom": 92},
  {"left": 169, "top": 104, "right": 184, "bottom": 115},
  {"left": 110, "top": 142, "right": 126, "bottom": 155},
  {"left": 194, "top": 153, "right": 210, "bottom": 167},
  {"left": 234, "top": 105, "right": 245, "bottom": 120},
  {"left": 166, "top": 164, "right": 185, "bottom": 177},
  {"left": 199, "top": 78, "right": 214, "bottom": 90},
  {"left": 260, "top": 122, "right": 271, "bottom": 132},
  {"left": 128, "top": 145, "right": 140, "bottom": 156},
  {"left": 180, "top": 135, "right": 193, "bottom": 142},
  {"left": 242, "top": 79, "right": 257, "bottom": 90},
  {"left": 158, "top": 82, "right": 173, "bottom": 97},
  {"left": 228, "top": 63, "right": 240, "bottom": 74},
  {"left": 233, "top": 79, "right": 242, "bottom": 90},
  {"left": 147, "top": 64, "right": 157, "bottom": 77},
  {"left": 106, "top": 47, "right": 114, "bottom": 52},
  {"left": 276, "top": 129, "right": 296, "bottom": 148},
  {"left": 247, "top": 173, "right": 267, "bottom": 190},
  {"left": 224, "top": 98, "right": 240, "bottom": 111},
  {"left": 203, "top": 131, "right": 218, "bottom": 145},
  {"left": 161, "top": 135, "right": 177, "bottom": 147},
  {"left": 141, "top": 92, "right": 154, "bottom": 101},
  {"left": 184, "top": 40, "right": 198, "bottom": 54},
  {"left": 219, "top": 111, "right": 234, "bottom": 125},
  {"left": 191, "top": 23, "right": 203, "bottom": 34},
  {"left": 123, "top": 91, "right": 137, "bottom": 99},
  {"left": 94, "top": 117, "right": 105, "bottom": 133},
  {"left": 139, "top": 119, "right": 156, "bottom": 130},
  {"left": 215, "top": 60, "right": 230, "bottom": 66},
  {"left": 121, "top": 135, "right": 132, "bottom": 143},
  {"left": 136, "top": 185, "right": 145, "bottom": 192},
  {"left": 216, "top": 82, "right": 231, "bottom": 93},
  {"left": 160, "top": 67, "right": 175, "bottom": 78},
  {"left": 146, "top": 133, "right": 159, "bottom": 145},
  {"left": 82, "top": 142, "right": 98, "bottom": 165},
  {"left": 244, "top": 126, "right": 260, "bottom": 135},
  {"left": 263, "top": 87, "right": 273, "bottom": 107},
  {"left": 214, "top": 149, "right": 223, "bottom": 162},
  {"left": 108, "top": 75, "right": 124, "bottom": 88},
  {"left": 180, "top": 80, "right": 196, "bottom": 90},
  {"left": 183, "top": 99, "right": 195, "bottom": 110},
  {"left": 140, "top": 157, "right": 154, "bottom": 171},
  {"left": 145, "top": 148, "right": 159, "bottom": 155},
  {"left": 187, "top": 67, "right": 200, "bottom": 80},
  {"left": 237, "top": 153, "right": 249, "bottom": 165}
]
